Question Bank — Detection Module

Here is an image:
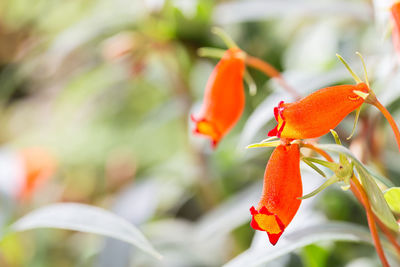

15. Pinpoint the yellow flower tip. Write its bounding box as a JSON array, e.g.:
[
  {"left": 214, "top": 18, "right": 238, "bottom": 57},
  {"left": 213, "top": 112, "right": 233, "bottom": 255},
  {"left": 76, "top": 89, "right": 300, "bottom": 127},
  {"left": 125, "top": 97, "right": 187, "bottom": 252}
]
[
  {"left": 191, "top": 115, "right": 221, "bottom": 148},
  {"left": 250, "top": 206, "right": 285, "bottom": 245}
]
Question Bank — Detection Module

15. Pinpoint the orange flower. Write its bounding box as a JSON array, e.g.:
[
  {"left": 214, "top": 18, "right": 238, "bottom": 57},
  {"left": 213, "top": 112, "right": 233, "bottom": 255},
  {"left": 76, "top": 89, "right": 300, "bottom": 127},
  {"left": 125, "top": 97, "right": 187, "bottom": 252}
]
[
  {"left": 250, "top": 143, "right": 302, "bottom": 245},
  {"left": 268, "top": 83, "right": 370, "bottom": 139},
  {"left": 191, "top": 47, "right": 246, "bottom": 147},
  {"left": 391, "top": 2, "right": 400, "bottom": 58},
  {"left": 19, "top": 147, "right": 57, "bottom": 199}
]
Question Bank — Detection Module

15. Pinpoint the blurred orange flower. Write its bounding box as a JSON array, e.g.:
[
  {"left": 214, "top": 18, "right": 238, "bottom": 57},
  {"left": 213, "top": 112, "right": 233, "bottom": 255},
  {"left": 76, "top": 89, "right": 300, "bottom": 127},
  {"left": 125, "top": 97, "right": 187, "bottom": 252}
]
[
  {"left": 391, "top": 2, "right": 400, "bottom": 58},
  {"left": 191, "top": 47, "right": 245, "bottom": 147},
  {"left": 250, "top": 143, "right": 302, "bottom": 245},
  {"left": 19, "top": 147, "right": 57, "bottom": 199},
  {"left": 268, "top": 83, "right": 369, "bottom": 139}
]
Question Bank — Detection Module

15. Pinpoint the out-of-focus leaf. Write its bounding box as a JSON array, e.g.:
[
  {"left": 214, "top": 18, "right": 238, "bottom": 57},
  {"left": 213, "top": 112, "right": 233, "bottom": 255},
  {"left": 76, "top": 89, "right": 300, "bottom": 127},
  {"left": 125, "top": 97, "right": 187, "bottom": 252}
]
[
  {"left": 238, "top": 91, "right": 284, "bottom": 150},
  {"left": 193, "top": 182, "right": 260, "bottom": 240},
  {"left": 223, "top": 222, "right": 394, "bottom": 267},
  {"left": 384, "top": 187, "right": 400, "bottom": 214},
  {"left": 214, "top": 0, "right": 371, "bottom": 25},
  {"left": 10, "top": 203, "right": 162, "bottom": 260},
  {"left": 301, "top": 244, "right": 329, "bottom": 267},
  {"left": 42, "top": 0, "right": 147, "bottom": 70},
  {"left": 317, "top": 144, "right": 398, "bottom": 231},
  {"left": 97, "top": 180, "right": 160, "bottom": 267}
]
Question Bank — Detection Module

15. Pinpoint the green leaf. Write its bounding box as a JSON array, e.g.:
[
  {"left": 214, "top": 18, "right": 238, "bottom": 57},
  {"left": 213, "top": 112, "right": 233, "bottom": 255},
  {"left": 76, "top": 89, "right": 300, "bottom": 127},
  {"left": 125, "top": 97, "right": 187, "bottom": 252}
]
[
  {"left": 330, "top": 129, "right": 342, "bottom": 145},
  {"left": 246, "top": 141, "right": 281, "bottom": 149},
  {"left": 302, "top": 158, "right": 327, "bottom": 178},
  {"left": 301, "top": 244, "right": 329, "bottom": 267},
  {"left": 302, "top": 157, "right": 338, "bottom": 171},
  {"left": 316, "top": 144, "right": 395, "bottom": 188},
  {"left": 355, "top": 164, "right": 399, "bottom": 231},
  {"left": 384, "top": 187, "right": 400, "bottom": 214},
  {"left": 10, "top": 203, "right": 162, "bottom": 260},
  {"left": 299, "top": 175, "right": 339, "bottom": 200},
  {"left": 317, "top": 144, "right": 398, "bottom": 232},
  {"left": 197, "top": 47, "right": 226, "bottom": 58}
]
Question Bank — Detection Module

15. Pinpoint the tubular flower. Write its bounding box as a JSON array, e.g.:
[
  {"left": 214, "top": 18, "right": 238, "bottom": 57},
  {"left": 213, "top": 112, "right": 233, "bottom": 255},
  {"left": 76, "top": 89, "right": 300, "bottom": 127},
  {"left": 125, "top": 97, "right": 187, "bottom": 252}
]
[
  {"left": 391, "top": 2, "right": 400, "bottom": 58},
  {"left": 268, "top": 83, "right": 370, "bottom": 139},
  {"left": 191, "top": 47, "right": 246, "bottom": 147},
  {"left": 250, "top": 143, "right": 302, "bottom": 245}
]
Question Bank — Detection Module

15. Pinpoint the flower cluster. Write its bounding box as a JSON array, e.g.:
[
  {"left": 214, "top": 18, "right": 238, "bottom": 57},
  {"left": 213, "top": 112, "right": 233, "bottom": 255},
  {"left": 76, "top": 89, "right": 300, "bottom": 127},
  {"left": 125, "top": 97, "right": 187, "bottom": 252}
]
[
  {"left": 250, "top": 81, "right": 371, "bottom": 244},
  {"left": 192, "top": 46, "right": 374, "bottom": 245},
  {"left": 192, "top": 25, "right": 400, "bottom": 252}
]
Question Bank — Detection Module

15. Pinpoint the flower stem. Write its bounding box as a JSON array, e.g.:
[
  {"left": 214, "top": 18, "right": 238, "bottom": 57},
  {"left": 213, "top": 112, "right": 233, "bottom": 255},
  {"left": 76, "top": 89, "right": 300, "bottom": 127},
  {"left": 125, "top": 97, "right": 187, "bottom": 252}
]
[
  {"left": 301, "top": 143, "right": 334, "bottom": 162},
  {"left": 350, "top": 177, "right": 390, "bottom": 267},
  {"left": 373, "top": 99, "right": 400, "bottom": 152},
  {"left": 377, "top": 219, "right": 400, "bottom": 256},
  {"left": 245, "top": 55, "right": 301, "bottom": 100},
  {"left": 350, "top": 177, "right": 400, "bottom": 256}
]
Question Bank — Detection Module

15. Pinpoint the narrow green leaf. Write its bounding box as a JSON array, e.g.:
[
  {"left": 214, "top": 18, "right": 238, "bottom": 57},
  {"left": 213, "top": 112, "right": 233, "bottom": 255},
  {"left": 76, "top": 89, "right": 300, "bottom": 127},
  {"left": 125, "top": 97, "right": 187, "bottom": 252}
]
[
  {"left": 197, "top": 47, "right": 226, "bottom": 58},
  {"left": 246, "top": 141, "right": 281, "bottom": 149},
  {"left": 10, "top": 203, "right": 162, "bottom": 260},
  {"left": 355, "top": 51, "right": 370, "bottom": 87},
  {"left": 329, "top": 130, "right": 348, "bottom": 165},
  {"left": 354, "top": 164, "right": 398, "bottom": 231},
  {"left": 211, "top": 27, "right": 238, "bottom": 48},
  {"left": 347, "top": 106, "right": 361, "bottom": 140},
  {"left": 384, "top": 187, "right": 400, "bottom": 214},
  {"left": 299, "top": 175, "right": 339, "bottom": 200},
  {"left": 330, "top": 129, "right": 342, "bottom": 145},
  {"left": 302, "top": 157, "right": 338, "bottom": 171},
  {"left": 302, "top": 158, "right": 327, "bottom": 178},
  {"left": 336, "top": 54, "right": 362, "bottom": 83}
]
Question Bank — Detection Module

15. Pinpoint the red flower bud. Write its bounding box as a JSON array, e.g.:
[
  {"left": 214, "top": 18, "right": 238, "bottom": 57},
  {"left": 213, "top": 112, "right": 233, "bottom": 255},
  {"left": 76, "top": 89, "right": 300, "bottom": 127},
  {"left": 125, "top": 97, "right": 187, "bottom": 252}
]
[
  {"left": 268, "top": 83, "right": 369, "bottom": 139},
  {"left": 250, "top": 143, "right": 302, "bottom": 245},
  {"left": 191, "top": 48, "right": 246, "bottom": 147}
]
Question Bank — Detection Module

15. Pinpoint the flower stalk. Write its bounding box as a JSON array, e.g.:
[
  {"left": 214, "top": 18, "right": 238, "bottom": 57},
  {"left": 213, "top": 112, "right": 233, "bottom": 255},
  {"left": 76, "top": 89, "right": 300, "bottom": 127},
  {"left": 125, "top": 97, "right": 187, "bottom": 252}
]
[
  {"left": 245, "top": 55, "right": 301, "bottom": 100},
  {"left": 350, "top": 177, "right": 390, "bottom": 267},
  {"left": 373, "top": 99, "right": 400, "bottom": 153}
]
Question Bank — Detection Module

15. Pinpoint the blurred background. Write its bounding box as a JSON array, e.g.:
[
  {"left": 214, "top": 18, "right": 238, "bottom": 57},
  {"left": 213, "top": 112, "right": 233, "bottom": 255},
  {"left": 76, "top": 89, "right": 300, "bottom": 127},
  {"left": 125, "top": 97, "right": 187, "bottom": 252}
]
[{"left": 0, "top": 0, "right": 399, "bottom": 266}]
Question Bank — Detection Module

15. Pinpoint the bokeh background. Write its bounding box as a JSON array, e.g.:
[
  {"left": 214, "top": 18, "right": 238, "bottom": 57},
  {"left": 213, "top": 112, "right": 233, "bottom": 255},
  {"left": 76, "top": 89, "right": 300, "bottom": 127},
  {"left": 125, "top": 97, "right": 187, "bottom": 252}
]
[{"left": 0, "top": 0, "right": 400, "bottom": 266}]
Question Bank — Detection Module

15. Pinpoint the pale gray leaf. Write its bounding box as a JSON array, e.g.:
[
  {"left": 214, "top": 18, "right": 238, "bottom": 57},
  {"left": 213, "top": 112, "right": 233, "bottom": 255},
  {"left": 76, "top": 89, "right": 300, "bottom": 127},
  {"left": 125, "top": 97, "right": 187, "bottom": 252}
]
[
  {"left": 223, "top": 222, "right": 394, "bottom": 267},
  {"left": 11, "top": 203, "right": 162, "bottom": 260},
  {"left": 214, "top": 0, "right": 371, "bottom": 25}
]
